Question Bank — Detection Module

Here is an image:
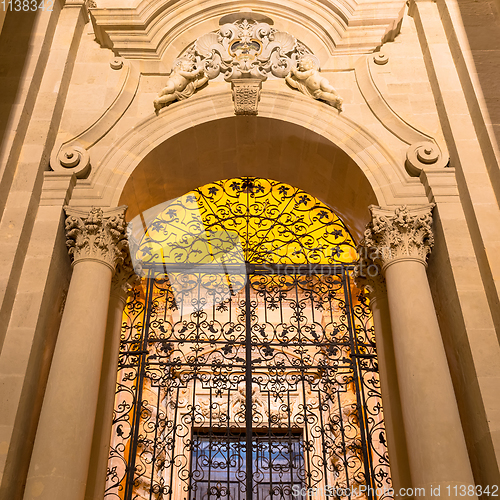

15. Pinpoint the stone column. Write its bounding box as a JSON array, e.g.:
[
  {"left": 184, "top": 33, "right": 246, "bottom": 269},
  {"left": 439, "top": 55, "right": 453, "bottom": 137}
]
[
  {"left": 354, "top": 259, "right": 411, "bottom": 495},
  {"left": 363, "top": 205, "right": 476, "bottom": 498},
  {"left": 84, "top": 257, "right": 139, "bottom": 500},
  {"left": 23, "top": 207, "right": 128, "bottom": 500}
]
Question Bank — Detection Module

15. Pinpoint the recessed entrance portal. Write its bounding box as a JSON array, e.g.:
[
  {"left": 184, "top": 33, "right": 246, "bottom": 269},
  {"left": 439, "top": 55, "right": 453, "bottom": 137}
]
[{"left": 105, "top": 178, "right": 391, "bottom": 500}]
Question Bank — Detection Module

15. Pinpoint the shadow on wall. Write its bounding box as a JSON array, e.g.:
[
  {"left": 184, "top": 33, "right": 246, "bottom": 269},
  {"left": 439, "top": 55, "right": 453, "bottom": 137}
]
[{"left": 0, "top": 9, "right": 38, "bottom": 156}]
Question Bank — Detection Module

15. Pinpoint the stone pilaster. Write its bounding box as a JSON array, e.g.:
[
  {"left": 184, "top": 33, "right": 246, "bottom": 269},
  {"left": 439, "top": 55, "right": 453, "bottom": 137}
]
[{"left": 24, "top": 206, "right": 128, "bottom": 500}]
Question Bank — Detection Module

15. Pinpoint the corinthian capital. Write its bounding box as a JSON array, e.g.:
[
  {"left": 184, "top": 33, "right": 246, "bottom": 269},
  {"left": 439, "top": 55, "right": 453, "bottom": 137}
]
[
  {"left": 64, "top": 206, "right": 128, "bottom": 271},
  {"left": 111, "top": 254, "right": 142, "bottom": 300},
  {"left": 353, "top": 256, "right": 387, "bottom": 301},
  {"left": 363, "top": 204, "right": 435, "bottom": 270}
]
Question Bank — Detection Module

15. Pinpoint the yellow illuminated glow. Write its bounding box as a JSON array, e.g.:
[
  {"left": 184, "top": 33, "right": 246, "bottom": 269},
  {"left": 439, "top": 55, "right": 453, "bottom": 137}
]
[{"left": 135, "top": 177, "right": 358, "bottom": 265}]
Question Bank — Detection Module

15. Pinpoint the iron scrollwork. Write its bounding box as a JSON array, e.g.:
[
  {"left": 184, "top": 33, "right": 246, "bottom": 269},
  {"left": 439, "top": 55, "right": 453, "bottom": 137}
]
[{"left": 106, "top": 178, "right": 392, "bottom": 500}]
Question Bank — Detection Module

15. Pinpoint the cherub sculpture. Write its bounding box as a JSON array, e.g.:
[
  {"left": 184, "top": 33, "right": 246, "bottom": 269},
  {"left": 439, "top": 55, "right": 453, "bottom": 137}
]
[
  {"left": 285, "top": 56, "right": 343, "bottom": 111},
  {"left": 153, "top": 59, "right": 208, "bottom": 112}
]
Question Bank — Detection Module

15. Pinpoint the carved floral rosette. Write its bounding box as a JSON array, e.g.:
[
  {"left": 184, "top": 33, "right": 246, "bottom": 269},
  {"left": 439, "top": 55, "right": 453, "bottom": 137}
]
[
  {"left": 64, "top": 206, "right": 129, "bottom": 272},
  {"left": 362, "top": 204, "right": 435, "bottom": 270}
]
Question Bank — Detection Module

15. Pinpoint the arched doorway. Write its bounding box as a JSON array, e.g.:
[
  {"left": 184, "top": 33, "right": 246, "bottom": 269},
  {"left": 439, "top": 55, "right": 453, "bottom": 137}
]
[{"left": 105, "top": 177, "right": 391, "bottom": 500}]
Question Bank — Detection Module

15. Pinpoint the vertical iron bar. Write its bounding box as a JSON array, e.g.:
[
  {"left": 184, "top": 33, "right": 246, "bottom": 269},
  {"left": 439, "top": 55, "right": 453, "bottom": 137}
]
[
  {"left": 227, "top": 388, "right": 231, "bottom": 499},
  {"left": 148, "top": 381, "right": 162, "bottom": 500},
  {"left": 245, "top": 276, "right": 253, "bottom": 500},
  {"left": 167, "top": 386, "right": 180, "bottom": 500},
  {"left": 342, "top": 268, "right": 375, "bottom": 500},
  {"left": 124, "top": 271, "right": 155, "bottom": 500},
  {"left": 208, "top": 387, "right": 213, "bottom": 498}
]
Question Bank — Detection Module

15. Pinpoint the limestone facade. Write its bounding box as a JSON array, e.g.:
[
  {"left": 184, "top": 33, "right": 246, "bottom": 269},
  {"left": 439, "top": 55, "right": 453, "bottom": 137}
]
[{"left": 0, "top": 0, "right": 500, "bottom": 499}]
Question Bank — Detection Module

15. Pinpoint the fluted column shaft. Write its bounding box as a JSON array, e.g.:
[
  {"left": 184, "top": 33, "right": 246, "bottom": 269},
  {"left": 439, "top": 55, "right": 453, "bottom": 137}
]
[
  {"left": 363, "top": 205, "right": 476, "bottom": 499},
  {"left": 23, "top": 207, "right": 127, "bottom": 500}
]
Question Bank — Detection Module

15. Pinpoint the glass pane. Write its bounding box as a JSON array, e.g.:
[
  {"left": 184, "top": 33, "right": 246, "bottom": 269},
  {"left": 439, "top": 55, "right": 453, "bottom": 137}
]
[{"left": 191, "top": 435, "right": 304, "bottom": 500}]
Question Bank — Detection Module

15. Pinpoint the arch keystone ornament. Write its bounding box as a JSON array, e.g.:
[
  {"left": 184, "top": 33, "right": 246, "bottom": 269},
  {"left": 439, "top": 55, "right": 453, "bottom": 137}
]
[{"left": 153, "top": 10, "right": 342, "bottom": 115}]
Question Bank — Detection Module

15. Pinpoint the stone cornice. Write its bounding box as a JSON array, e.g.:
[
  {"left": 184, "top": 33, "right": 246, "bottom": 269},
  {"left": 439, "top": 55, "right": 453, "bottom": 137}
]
[
  {"left": 64, "top": 206, "right": 128, "bottom": 271},
  {"left": 363, "top": 204, "right": 435, "bottom": 270},
  {"left": 88, "top": 0, "right": 405, "bottom": 60}
]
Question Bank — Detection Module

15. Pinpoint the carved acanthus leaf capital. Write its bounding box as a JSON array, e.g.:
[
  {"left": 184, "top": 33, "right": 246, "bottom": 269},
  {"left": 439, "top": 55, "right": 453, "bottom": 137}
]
[
  {"left": 64, "top": 206, "right": 128, "bottom": 272},
  {"left": 353, "top": 257, "right": 386, "bottom": 301},
  {"left": 112, "top": 254, "right": 142, "bottom": 299},
  {"left": 363, "top": 204, "right": 435, "bottom": 270}
]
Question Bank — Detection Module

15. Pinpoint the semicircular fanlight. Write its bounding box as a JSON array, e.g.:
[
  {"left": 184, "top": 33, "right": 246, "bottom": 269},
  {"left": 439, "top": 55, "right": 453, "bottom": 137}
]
[{"left": 134, "top": 177, "right": 358, "bottom": 266}]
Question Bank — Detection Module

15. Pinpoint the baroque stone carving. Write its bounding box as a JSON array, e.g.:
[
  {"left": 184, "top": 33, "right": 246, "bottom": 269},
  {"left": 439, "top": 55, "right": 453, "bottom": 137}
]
[
  {"left": 362, "top": 204, "right": 435, "bottom": 270},
  {"left": 405, "top": 141, "right": 444, "bottom": 176},
  {"left": 52, "top": 144, "right": 91, "bottom": 178},
  {"left": 50, "top": 61, "right": 140, "bottom": 177},
  {"left": 353, "top": 254, "right": 387, "bottom": 299},
  {"left": 110, "top": 57, "right": 123, "bottom": 70},
  {"left": 111, "top": 254, "right": 141, "bottom": 298},
  {"left": 285, "top": 55, "right": 343, "bottom": 111},
  {"left": 153, "top": 59, "right": 209, "bottom": 112},
  {"left": 64, "top": 206, "right": 128, "bottom": 271},
  {"left": 355, "top": 55, "right": 449, "bottom": 174},
  {"left": 231, "top": 79, "right": 262, "bottom": 115},
  {"left": 373, "top": 52, "right": 389, "bottom": 65},
  {"left": 154, "top": 11, "right": 334, "bottom": 115}
]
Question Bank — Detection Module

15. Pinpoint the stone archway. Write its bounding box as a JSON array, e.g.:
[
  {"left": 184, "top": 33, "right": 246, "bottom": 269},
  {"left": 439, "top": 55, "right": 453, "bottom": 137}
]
[
  {"left": 118, "top": 116, "right": 378, "bottom": 239},
  {"left": 68, "top": 88, "right": 429, "bottom": 238}
]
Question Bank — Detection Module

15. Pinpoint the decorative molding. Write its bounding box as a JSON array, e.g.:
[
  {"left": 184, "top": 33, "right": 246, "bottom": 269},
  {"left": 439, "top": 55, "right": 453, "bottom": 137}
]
[
  {"left": 64, "top": 206, "right": 128, "bottom": 272},
  {"left": 70, "top": 87, "right": 429, "bottom": 227},
  {"left": 362, "top": 204, "right": 435, "bottom": 270},
  {"left": 50, "top": 62, "right": 140, "bottom": 178},
  {"left": 39, "top": 172, "right": 77, "bottom": 207},
  {"left": 88, "top": 0, "right": 407, "bottom": 59},
  {"left": 110, "top": 57, "right": 123, "bottom": 70},
  {"left": 373, "top": 52, "right": 388, "bottom": 65},
  {"left": 153, "top": 11, "right": 341, "bottom": 115},
  {"left": 354, "top": 55, "right": 449, "bottom": 176},
  {"left": 379, "top": 2, "right": 405, "bottom": 45},
  {"left": 405, "top": 141, "right": 443, "bottom": 176}
]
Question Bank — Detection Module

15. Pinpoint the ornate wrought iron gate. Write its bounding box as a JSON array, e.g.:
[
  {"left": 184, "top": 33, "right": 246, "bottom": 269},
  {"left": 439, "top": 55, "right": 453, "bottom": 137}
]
[
  {"left": 105, "top": 177, "right": 391, "bottom": 500},
  {"left": 106, "top": 264, "right": 391, "bottom": 500}
]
